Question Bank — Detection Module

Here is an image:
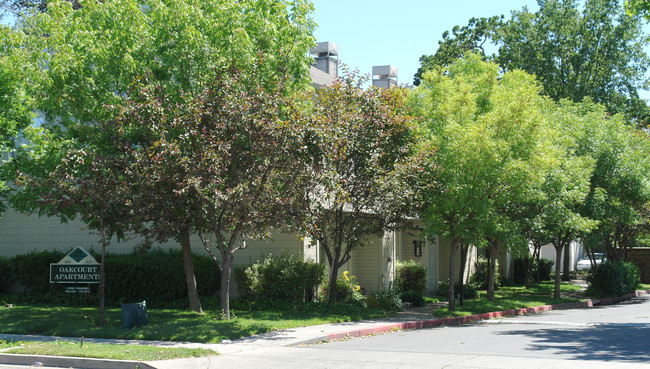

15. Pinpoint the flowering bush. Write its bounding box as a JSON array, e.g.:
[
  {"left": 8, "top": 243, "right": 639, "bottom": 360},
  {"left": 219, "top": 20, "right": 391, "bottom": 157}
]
[{"left": 320, "top": 271, "right": 364, "bottom": 302}]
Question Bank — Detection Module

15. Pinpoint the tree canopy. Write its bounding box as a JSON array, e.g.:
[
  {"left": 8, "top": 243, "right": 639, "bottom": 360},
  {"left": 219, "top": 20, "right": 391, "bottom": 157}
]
[
  {"left": 570, "top": 101, "right": 650, "bottom": 261},
  {"left": 416, "top": 0, "right": 650, "bottom": 128},
  {"left": 300, "top": 70, "right": 415, "bottom": 303},
  {"left": 0, "top": 24, "right": 36, "bottom": 216},
  {"left": 410, "top": 53, "right": 557, "bottom": 310},
  {"left": 7, "top": 0, "right": 316, "bottom": 317}
]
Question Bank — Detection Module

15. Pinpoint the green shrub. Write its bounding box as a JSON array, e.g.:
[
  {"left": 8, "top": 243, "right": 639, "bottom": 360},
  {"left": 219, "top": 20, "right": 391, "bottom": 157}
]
[
  {"left": 319, "top": 271, "right": 364, "bottom": 303},
  {"left": 437, "top": 279, "right": 478, "bottom": 299},
  {"left": 469, "top": 256, "right": 499, "bottom": 290},
  {"left": 12, "top": 250, "right": 66, "bottom": 294},
  {"left": 0, "top": 257, "right": 12, "bottom": 293},
  {"left": 237, "top": 253, "right": 325, "bottom": 302},
  {"left": 395, "top": 260, "right": 427, "bottom": 307},
  {"left": 366, "top": 289, "right": 404, "bottom": 312},
  {"left": 399, "top": 290, "right": 425, "bottom": 307},
  {"left": 536, "top": 258, "right": 554, "bottom": 281},
  {"left": 102, "top": 249, "right": 220, "bottom": 307},
  {"left": 586, "top": 261, "right": 640, "bottom": 297},
  {"left": 4, "top": 249, "right": 220, "bottom": 308},
  {"left": 513, "top": 257, "right": 554, "bottom": 284},
  {"left": 513, "top": 258, "right": 528, "bottom": 285}
]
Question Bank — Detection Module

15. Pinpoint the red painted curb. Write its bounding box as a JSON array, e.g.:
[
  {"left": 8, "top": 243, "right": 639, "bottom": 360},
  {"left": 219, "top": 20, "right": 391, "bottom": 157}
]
[{"left": 325, "top": 289, "right": 650, "bottom": 341}]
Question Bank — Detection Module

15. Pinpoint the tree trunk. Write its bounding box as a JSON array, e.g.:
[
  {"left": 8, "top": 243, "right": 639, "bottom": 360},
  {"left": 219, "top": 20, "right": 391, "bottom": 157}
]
[
  {"left": 180, "top": 229, "right": 203, "bottom": 313},
  {"left": 554, "top": 244, "right": 563, "bottom": 299},
  {"left": 98, "top": 216, "right": 107, "bottom": 327},
  {"left": 487, "top": 241, "right": 497, "bottom": 301},
  {"left": 448, "top": 234, "right": 458, "bottom": 312},
  {"left": 562, "top": 241, "right": 571, "bottom": 281},
  {"left": 534, "top": 247, "right": 542, "bottom": 282},
  {"left": 524, "top": 256, "right": 532, "bottom": 289},
  {"left": 486, "top": 246, "right": 492, "bottom": 292},
  {"left": 458, "top": 243, "right": 469, "bottom": 306},
  {"left": 219, "top": 252, "right": 233, "bottom": 319},
  {"left": 327, "top": 261, "right": 342, "bottom": 304}
]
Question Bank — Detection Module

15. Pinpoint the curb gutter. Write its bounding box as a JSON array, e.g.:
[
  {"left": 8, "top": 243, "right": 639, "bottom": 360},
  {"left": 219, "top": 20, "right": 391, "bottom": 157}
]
[
  {"left": 0, "top": 353, "right": 155, "bottom": 369},
  {"left": 307, "top": 288, "right": 650, "bottom": 344}
]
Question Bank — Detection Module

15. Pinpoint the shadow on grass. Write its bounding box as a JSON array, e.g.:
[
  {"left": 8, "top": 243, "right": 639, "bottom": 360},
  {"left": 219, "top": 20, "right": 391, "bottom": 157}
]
[
  {"left": 0, "top": 302, "right": 392, "bottom": 343},
  {"left": 0, "top": 305, "right": 277, "bottom": 343}
]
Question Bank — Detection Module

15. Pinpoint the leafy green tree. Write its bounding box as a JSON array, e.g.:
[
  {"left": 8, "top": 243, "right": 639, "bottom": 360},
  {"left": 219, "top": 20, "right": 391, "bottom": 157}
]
[
  {"left": 417, "top": 0, "right": 650, "bottom": 127},
  {"left": 496, "top": 0, "right": 650, "bottom": 127},
  {"left": 535, "top": 100, "right": 599, "bottom": 297},
  {"left": 626, "top": 0, "right": 650, "bottom": 20},
  {"left": 13, "top": 128, "right": 132, "bottom": 326},
  {"left": 517, "top": 195, "right": 554, "bottom": 288},
  {"left": 414, "top": 15, "right": 503, "bottom": 85},
  {"left": 300, "top": 71, "right": 414, "bottom": 304},
  {"left": 0, "top": 24, "right": 35, "bottom": 216},
  {"left": 8, "top": 0, "right": 315, "bottom": 315},
  {"left": 410, "top": 54, "right": 554, "bottom": 310},
  {"left": 5, "top": 0, "right": 81, "bottom": 14},
  {"left": 110, "top": 65, "right": 309, "bottom": 319},
  {"left": 570, "top": 101, "right": 650, "bottom": 261}
]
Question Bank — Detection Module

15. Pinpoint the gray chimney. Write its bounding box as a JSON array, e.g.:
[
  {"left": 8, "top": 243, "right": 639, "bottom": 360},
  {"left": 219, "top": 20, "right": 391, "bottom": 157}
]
[
  {"left": 372, "top": 65, "right": 398, "bottom": 89},
  {"left": 310, "top": 41, "right": 339, "bottom": 77}
]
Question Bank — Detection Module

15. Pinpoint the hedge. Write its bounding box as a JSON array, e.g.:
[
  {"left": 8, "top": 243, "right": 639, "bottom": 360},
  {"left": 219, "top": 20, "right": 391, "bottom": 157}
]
[{"left": 1, "top": 249, "right": 220, "bottom": 308}]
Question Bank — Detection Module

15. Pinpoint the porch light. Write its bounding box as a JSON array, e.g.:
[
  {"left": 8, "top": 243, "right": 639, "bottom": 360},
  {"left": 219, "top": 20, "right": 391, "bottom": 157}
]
[{"left": 413, "top": 240, "right": 423, "bottom": 257}]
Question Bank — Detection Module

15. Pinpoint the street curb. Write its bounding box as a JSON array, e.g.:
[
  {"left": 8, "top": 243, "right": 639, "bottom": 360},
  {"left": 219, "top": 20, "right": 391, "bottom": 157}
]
[
  {"left": 0, "top": 353, "right": 155, "bottom": 369},
  {"left": 592, "top": 288, "right": 650, "bottom": 306},
  {"left": 2, "top": 289, "right": 649, "bottom": 367},
  {"left": 309, "top": 288, "right": 650, "bottom": 344}
]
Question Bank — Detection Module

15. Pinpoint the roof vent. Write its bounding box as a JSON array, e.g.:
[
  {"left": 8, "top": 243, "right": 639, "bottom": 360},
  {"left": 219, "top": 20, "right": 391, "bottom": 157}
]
[
  {"left": 310, "top": 41, "right": 339, "bottom": 77},
  {"left": 372, "top": 65, "right": 398, "bottom": 89}
]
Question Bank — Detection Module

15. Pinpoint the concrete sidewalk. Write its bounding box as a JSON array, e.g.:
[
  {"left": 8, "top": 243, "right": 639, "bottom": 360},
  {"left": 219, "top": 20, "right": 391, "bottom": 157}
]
[{"left": 2, "top": 287, "right": 649, "bottom": 369}]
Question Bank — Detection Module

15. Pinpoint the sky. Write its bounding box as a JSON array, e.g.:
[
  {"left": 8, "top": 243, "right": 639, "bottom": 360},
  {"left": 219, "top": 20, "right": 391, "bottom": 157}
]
[{"left": 310, "top": 0, "right": 541, "bottom": 86}]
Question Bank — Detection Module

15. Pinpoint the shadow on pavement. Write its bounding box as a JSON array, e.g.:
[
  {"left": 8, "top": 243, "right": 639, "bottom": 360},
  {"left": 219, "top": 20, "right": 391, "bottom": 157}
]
[{"left": 500, "top": 322, "right": 650, "bottom": 362}]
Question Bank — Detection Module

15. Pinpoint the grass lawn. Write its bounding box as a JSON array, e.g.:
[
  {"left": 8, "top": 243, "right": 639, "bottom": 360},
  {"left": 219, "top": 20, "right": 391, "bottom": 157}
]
[
  {"left": 432, "top": 281, "right": 584, "bottom": 318},
  {"left": 0, "top": 299, "right": 391, "bottom": 344},
  {"left": 1, "top": 279, "right": 644, "bottom": 361},
  {"left": 0, "top": 340, "right": 215, "bottom": 361}
]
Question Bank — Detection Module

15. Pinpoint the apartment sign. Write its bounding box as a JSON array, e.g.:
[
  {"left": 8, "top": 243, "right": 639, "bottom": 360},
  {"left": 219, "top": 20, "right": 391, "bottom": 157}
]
[{"left": 50, "top": 247, "right": 100, "bottom": 284}]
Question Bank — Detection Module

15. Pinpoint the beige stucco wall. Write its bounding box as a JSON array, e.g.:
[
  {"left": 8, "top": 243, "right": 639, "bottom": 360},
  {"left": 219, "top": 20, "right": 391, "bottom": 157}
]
[
  {"left": 436, "top": 237, "right": 476, "bottom": 285},
  {"left": 397, "top": 229, "right": 426, "bottom": 265},
  {"left": 0, "top": 208, "right": 303, "bottom": 265},
  {"left": 350, "top": 235, "right": 383, "bottom": 293},
  {"left": 0, "top": 208, "right": 146, "bottom": 256},
  {"left": 323, "top": 235, "right": 385, "bottom": 294},
  {"left": 3, "top": 207, "right": 481, "bottom": 297}
]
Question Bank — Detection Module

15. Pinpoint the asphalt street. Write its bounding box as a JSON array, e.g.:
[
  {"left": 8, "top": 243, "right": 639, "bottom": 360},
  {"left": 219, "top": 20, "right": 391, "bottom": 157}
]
[{"left": 190, "top": 295, "right": 650, "bottom": 369}]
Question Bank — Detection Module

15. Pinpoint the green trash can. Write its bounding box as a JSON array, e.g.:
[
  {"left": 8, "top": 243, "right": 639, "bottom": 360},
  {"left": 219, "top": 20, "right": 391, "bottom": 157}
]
[{"left": 121, "top": 300, "right": 148, "bottom": 329}]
